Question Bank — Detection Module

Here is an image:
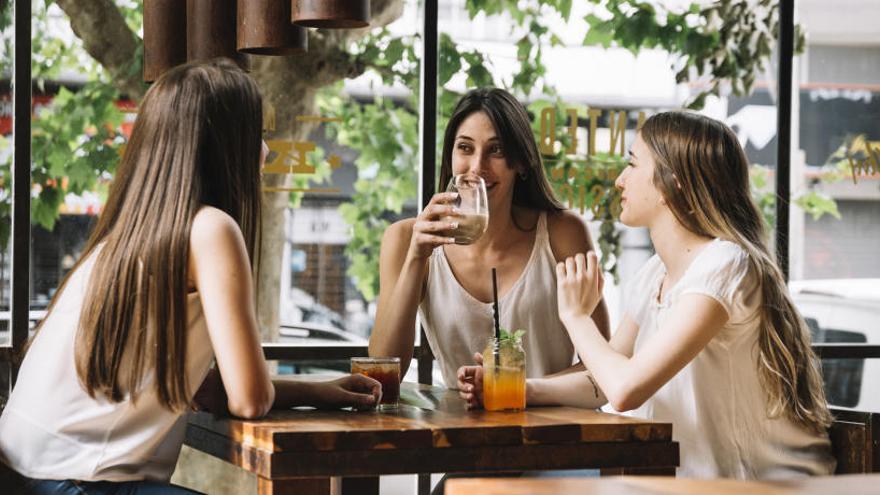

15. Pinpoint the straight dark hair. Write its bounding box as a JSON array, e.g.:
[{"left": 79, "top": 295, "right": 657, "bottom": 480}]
[
  {"left": 33, "top": 59, "right": 263, "bottom": 411},
  {"left": 438, "top": 88, "right": 562, "bottom": 212}
]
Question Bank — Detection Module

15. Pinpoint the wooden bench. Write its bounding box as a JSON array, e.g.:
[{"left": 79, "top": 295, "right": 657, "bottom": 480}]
[{"left": 830, "top": 408, "right": 879, "bottom": 474}]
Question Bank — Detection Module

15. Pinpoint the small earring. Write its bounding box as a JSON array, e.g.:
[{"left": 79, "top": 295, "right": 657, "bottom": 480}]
[{"left": 519, "top": 170, "right": 528, "bottom": 180}]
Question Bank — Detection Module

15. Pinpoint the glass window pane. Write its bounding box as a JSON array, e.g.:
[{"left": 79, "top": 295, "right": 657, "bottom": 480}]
[
  {"left": 268, "top": 1, "right": 422, "bottom": 359},
  {"left": 791, "top": 2, "right": 880, "bottom": 411},
  {"left": 0, "top": 1, "right": 11, "bottom": 352},
  {"left": 438, "top": 1, "right": 780, "bottom": 330}
]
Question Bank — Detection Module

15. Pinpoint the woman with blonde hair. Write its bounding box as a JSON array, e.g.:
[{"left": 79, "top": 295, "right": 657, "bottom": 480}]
[
  {"left": 0, "top": 59, "right": 380, "bottom": 494},
  {"left": 553, "top": 111, "right": 835, "bottom": 478}
]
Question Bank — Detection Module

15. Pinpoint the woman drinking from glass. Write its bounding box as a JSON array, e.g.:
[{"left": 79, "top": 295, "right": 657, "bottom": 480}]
[{"left": 370, "top": 88, "right": 609, "bottom": 408}]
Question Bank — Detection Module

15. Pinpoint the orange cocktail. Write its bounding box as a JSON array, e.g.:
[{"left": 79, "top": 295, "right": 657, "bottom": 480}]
[
  {"left": 482, "top": 337, "right": 526, "bottom": 411},
  {"left": 483, "top": 366, "right": 526, "bottom": 411}
]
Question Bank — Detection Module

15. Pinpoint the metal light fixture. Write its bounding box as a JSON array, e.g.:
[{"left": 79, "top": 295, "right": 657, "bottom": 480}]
[
  {"left": 238, "top": 0, "right": 308, "bottom": 55},
  {"left": 291, "top": 0, "right": 371, "bottom": 29},
  {"left": 143, "top": 0, "right": 187, "bottom": 82},
  {"left": 187, "top": 0, "right": 250, "bottom": 69}
]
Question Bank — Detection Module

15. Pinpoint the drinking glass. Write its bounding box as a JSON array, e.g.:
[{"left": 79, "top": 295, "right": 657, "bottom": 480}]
[
  {"left": 442, "top": 173, "right": 489, "bottom": 245},
  {"left": 351, "top": 357, "right": 401, "bottom": 410},
  {"left": 482, "top": 336, "right": 526, "bottom": 411}
]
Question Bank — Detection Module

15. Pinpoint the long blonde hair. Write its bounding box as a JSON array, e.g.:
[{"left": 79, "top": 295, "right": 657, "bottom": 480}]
[
  {"left": 33, "top": 59, "right": 263, "bottom": 411},
  {"left": 640, "top": 111, "right": 832, "bottom": 433}
]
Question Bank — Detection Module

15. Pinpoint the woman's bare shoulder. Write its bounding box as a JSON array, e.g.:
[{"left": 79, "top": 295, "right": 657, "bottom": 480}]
[
  {"left": 383, "top": 217, "right": 417, "bottom": 248},
  {"left": 189, "top": 206, "right": 249, "bottom": 266},
  {"left": 190, "top": 206, "right": 242, "bottom": 246},
  {"left": 546, "top": 209, "right": 592, "bottom": 261}
]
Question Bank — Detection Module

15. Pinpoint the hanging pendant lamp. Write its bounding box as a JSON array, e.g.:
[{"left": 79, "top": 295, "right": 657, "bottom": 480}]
[
  {"left": 291, "top": 0, "right": 371, "bottom": 29},
  {"left": 238, "top": 0, "right": 308, "bottom": 55},
  {"left": 143, "top": 0, "right": 187, "bottom": 82},
  {"left": 187, "top": 0, "right": 250, "bottom": 69}
]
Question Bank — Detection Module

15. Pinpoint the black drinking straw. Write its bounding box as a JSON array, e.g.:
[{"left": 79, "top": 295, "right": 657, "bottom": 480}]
[{"left": 491, "top": 268, "right": 501, "bottom": 366}]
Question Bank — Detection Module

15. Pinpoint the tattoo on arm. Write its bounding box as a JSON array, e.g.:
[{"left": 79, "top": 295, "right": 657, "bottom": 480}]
[{"left": 587, "top": 373, "right": 599, "bottom": 399}]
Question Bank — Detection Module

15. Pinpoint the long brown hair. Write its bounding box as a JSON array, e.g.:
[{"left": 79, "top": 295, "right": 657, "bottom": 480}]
[
  {"left": 35, "top": 59, "right": 263, "bottom": 411},
  {"left": 640, "top": 111, "right": 832, "bottom": 433},
  {"left": 438, "top": 88, "right": 562, "bottom": 212}
]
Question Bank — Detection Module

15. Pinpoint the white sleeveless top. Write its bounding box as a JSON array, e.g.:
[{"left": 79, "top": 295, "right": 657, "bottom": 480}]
[
  {"left": 624, "top": 238, "right": 835, "bottom": 479},
  {"left": 418, "top": 212, "right": 576, "bottom": 387},
  {"left": 0, "top": 248, "right": 214, "bottom": 482}
]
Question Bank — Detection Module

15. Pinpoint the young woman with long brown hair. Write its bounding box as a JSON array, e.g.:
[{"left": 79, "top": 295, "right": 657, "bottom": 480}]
[
  {"left": 370, "top": 88, "right": 610, "bottom": 408},
  {"left": 554, "top": 111, "right": 835, "bottom": 478},
  {"left": 0, "top": 59, "right": 380, "bottom": 494}
]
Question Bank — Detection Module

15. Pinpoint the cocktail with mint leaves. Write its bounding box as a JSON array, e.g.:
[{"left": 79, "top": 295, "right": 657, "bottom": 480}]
[{"left": 482, "top": 328, "right": 526, "bottom": 411}]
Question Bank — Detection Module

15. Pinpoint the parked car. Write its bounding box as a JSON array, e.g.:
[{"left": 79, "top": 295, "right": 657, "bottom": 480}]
[
  {"left": 276, "top": 321, "right": 366, "bottom": 375},
  {"left": 790, "top": 278, "right": 880, "bottom": 412},
  {"left": 0, "top": 310, "right": 48, "bottom": 346}
]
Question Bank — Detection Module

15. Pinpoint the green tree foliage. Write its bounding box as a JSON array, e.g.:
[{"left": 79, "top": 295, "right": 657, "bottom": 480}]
[
  {"left": 0, "top": 1, "right": 130, "bottom": 246},
  {"left": 0, "top": 0, "right": 839, "bottom": 305},
  {"left": 330, "top": 0, "right": 833, "bottom": 299},
  {"left": 582, "top": 0, "right": 805, "bottom": 110}
]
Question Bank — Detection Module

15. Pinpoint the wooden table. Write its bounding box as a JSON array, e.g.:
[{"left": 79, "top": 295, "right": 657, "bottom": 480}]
[
  {"left": 446, "top": 474, "right": 880, "bottom": 495},
  {"left": 184, "top": 381, "right": 678, "bottom": 495}
]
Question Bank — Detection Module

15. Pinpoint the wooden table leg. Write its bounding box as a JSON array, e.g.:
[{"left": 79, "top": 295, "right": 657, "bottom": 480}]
[
  {"left": 341, "top": 476, "right": 379, "bottom": 495},
  {"left": 257, "top": 476, "right": 332, "bottom": 495},
  {"left": 600, "top": 467, "right": 676, "bottom": 477}
]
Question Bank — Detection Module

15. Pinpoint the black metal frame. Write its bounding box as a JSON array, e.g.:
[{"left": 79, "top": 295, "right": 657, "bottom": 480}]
[
  {"left": 3, "top": 0, "right": 878, "bottom": 392},
  {"left": 8, "top": 0, "right": 31, "bottom": 387},
  {"left": 776, "top": 0, "right": 794, "bottom": 280}
]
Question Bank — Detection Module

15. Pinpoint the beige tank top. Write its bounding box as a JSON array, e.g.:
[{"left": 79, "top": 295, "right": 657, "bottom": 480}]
[{"left": 418, "top": 212, "right": 576, "bottom": 387}]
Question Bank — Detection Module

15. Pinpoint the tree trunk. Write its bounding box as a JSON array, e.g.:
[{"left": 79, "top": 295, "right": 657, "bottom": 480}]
[{"left": 54, "top": 0, "right": 145, "bottom": 100}]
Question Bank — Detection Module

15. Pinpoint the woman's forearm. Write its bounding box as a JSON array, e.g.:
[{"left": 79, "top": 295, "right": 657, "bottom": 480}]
[
  {"left": 369, "top": 255, "right": 428, "bottom": 377},
  {"left": 562, "top": 314, "right": 636, "bottom": 411},
  {"left": 527, "top": 370, "right": 607, "bottom": 409}
]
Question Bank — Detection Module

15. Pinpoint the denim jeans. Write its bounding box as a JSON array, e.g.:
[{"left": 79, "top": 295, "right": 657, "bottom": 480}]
[{"left": 20, "top": 478, "right": 203, "bottom": 495}]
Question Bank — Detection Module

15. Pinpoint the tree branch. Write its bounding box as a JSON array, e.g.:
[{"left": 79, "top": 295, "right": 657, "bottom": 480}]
[{"left": 54, "top": 0, "right": 145, "bottom": 99}]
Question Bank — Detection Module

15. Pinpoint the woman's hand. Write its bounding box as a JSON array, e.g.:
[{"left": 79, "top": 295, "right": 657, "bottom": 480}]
[
  {"left": 408, "top": 192, "right": 461, "bottom": 259},
  {"left": 457, "top": 352, "right": 485, "bottom": 409},
  {"left": 310, "top": 374, "right": 383, "bottom": 411},
  {"left": 556, "top": 251, "right": 605, "bottom": 326}
]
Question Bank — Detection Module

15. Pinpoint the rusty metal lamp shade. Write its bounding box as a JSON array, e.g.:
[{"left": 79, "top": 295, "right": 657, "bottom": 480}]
[
  {"left": 187, "top": 0, "right": 250, "bottom": 69},
  {"left": 238, "top": 0, "right": 308, "bottom": 55},
  {"left": 143, "top": 0, "right": 187, "bottom": 82},
  {"left": 291, "top": 0, "right": 371, "bottom": 29}
]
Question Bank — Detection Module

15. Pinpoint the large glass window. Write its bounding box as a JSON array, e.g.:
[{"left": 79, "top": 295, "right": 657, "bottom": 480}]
[
  {"left": 10, "top": 1, "right": 424, "bottom": 370},
  {"left": 437, "top": 1, "right": 782, "bottom": 328},
  {"left": 789, "top": 1, "right": 880, "bottom": 412}
]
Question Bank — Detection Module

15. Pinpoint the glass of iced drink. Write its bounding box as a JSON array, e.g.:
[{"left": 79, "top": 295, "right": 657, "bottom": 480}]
[
  {"left": 482, "top": 336, "right": 526, "bottom": 411},
  {"left": 350, "top": 357, "right": 401, "bottom": 410},
  {"left": 442, "top": 173, "right": 489, "bottom": 245}
]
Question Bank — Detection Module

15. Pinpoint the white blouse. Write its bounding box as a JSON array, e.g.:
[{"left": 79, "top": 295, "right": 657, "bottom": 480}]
[
  {"left": 0, "top": 249, "right": 214, "bottom": 482},
  {"left": 623, "top": 238, "right": 835, "bottom": 479}
]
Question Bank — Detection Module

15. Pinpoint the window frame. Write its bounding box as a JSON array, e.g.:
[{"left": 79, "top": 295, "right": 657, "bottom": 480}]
[{"left": 3, "top": 0, "right": 878, "bottom": 388}]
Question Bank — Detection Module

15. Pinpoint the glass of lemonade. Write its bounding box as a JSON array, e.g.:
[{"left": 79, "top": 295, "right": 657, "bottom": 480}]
[
  {"left": 482, "top": 336, "right": 526, "bottom": 411},
  {"left": 351, "top": 357, "right": 401, "bottom": 410},
  {"left": 443, "top": 173, "right": 489, "bottom": 245}
]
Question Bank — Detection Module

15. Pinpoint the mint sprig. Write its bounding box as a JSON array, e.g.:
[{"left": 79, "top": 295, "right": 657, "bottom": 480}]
[{"left": 499, "top": 328, "right": 526, "bottom": 342}]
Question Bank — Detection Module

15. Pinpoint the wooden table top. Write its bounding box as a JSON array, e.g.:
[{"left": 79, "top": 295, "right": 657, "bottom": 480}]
[
  {"left": 185, "top": 381, "right": 678, "bottom": 479},
  {"left": 446, "top": 474, "right": 880, "bottom": 495}
]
